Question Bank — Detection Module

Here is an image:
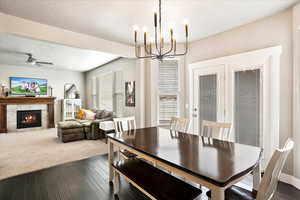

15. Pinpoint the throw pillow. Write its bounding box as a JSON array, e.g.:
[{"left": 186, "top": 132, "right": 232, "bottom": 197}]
[
  {"left": 84, "top": 109, "right": 96, "bottom": 120},
  {"left": 95, "top": 110, "right": 105, "bottom": 119},
  {"left": 76, "top": 109, "right": 85, "bottom": 119}
]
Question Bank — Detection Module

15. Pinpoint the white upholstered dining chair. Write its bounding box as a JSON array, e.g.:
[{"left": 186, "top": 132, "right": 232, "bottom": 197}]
[
  {"left": 200, "top": 120, "right": 232, "bottom": 141},
  {"left": 170, "top": 117, "right": 190, "bottom": 133},
  {"left": 113, "top": 116, "right": 137, "bottom": 159}
]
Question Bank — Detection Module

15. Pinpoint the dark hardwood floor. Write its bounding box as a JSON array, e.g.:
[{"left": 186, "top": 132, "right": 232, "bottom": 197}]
[{"left": 0, "top": 154, "right": 299, "bottom": 200}]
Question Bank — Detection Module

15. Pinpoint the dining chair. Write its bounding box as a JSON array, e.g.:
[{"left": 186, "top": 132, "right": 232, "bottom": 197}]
[
  {"left": 207, "top": 138, "right": 294, "bottom": 200},
  {"left": 113, "top": 116, "right": 137, "bottom": 159},
  {"left": 170, "top": 117, "right": 190, "bottom": 133},
  {"left": 201, "top": 120, "right": 231, "bottom": 192},
  {"left": 200, "top": 120, "right": 232, "bottom": 141}
]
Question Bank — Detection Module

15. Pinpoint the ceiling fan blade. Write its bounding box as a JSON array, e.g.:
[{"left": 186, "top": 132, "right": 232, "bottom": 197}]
[
  {"left": 36, "top": 61, "right": 54, "bottom": 65},
  {"left": 0, "top": 48, "right": 29, "bottom": 56}
]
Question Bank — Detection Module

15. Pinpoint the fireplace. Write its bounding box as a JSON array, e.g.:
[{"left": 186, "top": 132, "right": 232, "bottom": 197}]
[{"left": 17, "top": 110, "right": 42, "bottom": 129}]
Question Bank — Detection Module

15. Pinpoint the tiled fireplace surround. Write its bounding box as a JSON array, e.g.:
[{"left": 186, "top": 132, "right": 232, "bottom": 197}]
[
  {"left": 0, "top": 97, "right": 56, "bottom": 133},
  {"left": 7, "top": 104, "right": 48, "bottom": 132}
]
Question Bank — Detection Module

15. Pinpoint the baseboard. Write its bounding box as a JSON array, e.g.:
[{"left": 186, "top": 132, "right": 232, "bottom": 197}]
[{"left": 280, "top": 173, "right": 300, "bottom": 190}]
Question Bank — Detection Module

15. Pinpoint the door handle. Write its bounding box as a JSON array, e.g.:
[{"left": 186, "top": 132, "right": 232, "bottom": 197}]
[{"left": 192, "top": 114, "right": 197, "bottom": 118}]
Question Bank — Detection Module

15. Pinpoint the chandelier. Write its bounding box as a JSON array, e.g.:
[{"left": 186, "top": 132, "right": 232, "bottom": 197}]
[{"left": 134, "top": 0, "right": 189, "bottom": 61}]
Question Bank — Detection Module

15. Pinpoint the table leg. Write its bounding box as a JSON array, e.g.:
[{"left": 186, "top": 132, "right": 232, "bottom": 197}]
[
  {"left": 253, "top": 162, "right": 261, "bottom": 192},
  {"left": 108, "top": 139, "right": 114, "bottom": 183},
  {"left": 211, "top": 188, "right": 225, "bottom": 200},
  {"left": 113, "top": 170, "right": 120, "bottom": 195}
]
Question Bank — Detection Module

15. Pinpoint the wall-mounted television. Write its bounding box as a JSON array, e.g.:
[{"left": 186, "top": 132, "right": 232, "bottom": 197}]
[{"left": 10, "top": 77, "right": 48, "bottom": 96}]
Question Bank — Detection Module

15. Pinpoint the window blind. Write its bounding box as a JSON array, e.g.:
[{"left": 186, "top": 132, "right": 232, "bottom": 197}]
[
  {"left": 158, "top": 60, "right": 179, "bottom": 125},
  {"left": 98, "top": 73, "right": 113, "bottom": 111},
  {"left": 113, "top": 71, "right": 124, "bottom": 117},
  {"left": 235, "top": 69, "right": 260, "bottom": 147},
  {"left": 91, "top": 77, "right": 97, "bottom": 109},
  {"left": 199, "top": 74, "right": 217, "bottom": 130}
]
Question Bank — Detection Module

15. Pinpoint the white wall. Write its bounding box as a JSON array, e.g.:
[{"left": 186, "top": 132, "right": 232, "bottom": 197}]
[
  {"left": 85, "top": 58, "right": 145, "bottom": 128},
  {"left": 185, "top": 8, "right": 293, "bottom": 175},
  {"left": 293, "top": 3, "right": 300, "bottom": 179},
  {"left": 0, "top": 64, "right": 85, "bottom": 123}
]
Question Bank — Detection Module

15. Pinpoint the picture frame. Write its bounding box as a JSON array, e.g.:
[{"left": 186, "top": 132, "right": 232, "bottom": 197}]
[{"left": 125, "top": 81, "right": 135, "bottom": 107}]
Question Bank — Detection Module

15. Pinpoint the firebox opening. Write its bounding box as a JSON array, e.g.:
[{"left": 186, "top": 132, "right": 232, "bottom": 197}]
[{"left": 17, "top": 110, "right": 42, "bottom": 129}]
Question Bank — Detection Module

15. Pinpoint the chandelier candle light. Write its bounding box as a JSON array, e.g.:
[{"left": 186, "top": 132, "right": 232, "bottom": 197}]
[{"left": 134, "top": 0, "right": 189, "bottom": 61}]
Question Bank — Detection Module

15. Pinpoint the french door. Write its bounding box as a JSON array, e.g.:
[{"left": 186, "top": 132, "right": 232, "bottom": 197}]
[
  {"left": 192, "top": 65, "right": 225, "bottom": 134},
  {"left": 192, "top": 65, "right": 263, "bottom": 147}
]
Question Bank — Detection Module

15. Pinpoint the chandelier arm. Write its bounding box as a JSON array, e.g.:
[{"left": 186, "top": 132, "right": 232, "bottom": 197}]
[
  {"left": 135, "top": 43, "right": 154, "bottom": 58},
  {"left": 167, "top": 37, "right": 188, "bottom": 57},
  {"left": 162, "top": 41, "right": 174, "bottom": 56},
  {"left": 154, "top": 27, "right": 160, "bottom": 54},
  {"left": 183, "top": 36, "right": 188, "bottom": 54},
  {"left": 135, "top": 43, "right": 140, "bottom": 57},
  {"left": 144, "top": 44, "right": 150, "bottom": 55},
  {"left": 144, "top": 44, "right": 156, "bottom": 56},
  {"left": 136, "top": 52, "right": 156, "bottom": 59}
]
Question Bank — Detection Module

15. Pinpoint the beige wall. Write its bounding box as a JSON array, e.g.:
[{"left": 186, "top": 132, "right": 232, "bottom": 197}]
[
  {"left": 0, "top": 64, "right": 85, "bottom": 123},
  {"left": 185, "top": 9, "right": 293, "bottom": 175},
  {"left": 293, "top": 3, "right": 300, "bottom": 179},
  {"left": 85, "top": 58, "right": 145, "bottom": 128}
]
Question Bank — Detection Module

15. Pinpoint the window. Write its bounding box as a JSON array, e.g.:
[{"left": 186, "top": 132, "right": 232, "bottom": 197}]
[
  {"left": 158, "top": 60, "right": 179, "bottom": 125},
  {"left": 98, "top": 71, "right": 124, "bottom": 116},
  {"left": 98, "top": 72, "right": 113, "bottom": 111}
]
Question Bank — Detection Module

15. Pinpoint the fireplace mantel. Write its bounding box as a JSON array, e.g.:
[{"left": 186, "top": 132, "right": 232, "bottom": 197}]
[{"left": 0, "top": 96, "right": 56, "bottom": 133}]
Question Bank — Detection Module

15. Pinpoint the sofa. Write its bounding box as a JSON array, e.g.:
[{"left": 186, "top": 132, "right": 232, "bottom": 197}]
[{"left": 57, "top": 110, "right": 115, "bottom": 143}]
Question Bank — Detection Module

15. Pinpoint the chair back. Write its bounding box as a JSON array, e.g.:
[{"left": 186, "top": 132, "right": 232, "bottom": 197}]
[
  {"left": 200, "top": 120, "right": 231, "bottom": 141},
  {"left": 113, "top": 116, "right": 136, "bottom": 133},
  {"left": 170, "top": 117, "right": 190, "bottom": 133},
  {"left": 256, "top": 138, "right": 294, "bottom": 200}
]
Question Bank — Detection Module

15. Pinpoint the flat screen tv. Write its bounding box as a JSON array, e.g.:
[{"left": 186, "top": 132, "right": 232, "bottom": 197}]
[{"left": 10, "top": 77, "right": 48, "bottom": 96}]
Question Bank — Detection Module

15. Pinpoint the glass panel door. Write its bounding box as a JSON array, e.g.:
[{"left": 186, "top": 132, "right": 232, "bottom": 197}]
[
  {"left": 234, "top": 69, "right": 261, "bottom": 146},
  {"left": 192, "top": 65, "right": 225, "bottom": 134},
  {"left": 199, "top": 74, "right": 217, "bottom": 130}
]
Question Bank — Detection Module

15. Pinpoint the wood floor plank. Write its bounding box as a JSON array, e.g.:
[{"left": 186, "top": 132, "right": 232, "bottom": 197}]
[{"left": 0, "top": 154, "right": 298, "bottom": 200}]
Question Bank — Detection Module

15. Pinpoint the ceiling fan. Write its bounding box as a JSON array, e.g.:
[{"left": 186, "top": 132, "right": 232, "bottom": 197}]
[
  {"left": 0, "top": 49, "right": 54, "bottom": 66},
  {"left": 25, "top": 53, "right": 53, "bottom": 66}
]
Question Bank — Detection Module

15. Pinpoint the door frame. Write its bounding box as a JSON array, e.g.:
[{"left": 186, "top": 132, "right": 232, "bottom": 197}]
[{"left": 188, "top": 46, "right": 282, "bottom": 168}]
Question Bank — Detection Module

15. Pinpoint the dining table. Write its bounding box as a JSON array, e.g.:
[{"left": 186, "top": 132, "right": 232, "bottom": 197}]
[{"left": 107, "top": 127, "right": 263, "bottom": 200}]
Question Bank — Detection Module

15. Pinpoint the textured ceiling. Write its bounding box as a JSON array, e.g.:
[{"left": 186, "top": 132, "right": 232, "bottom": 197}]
[
  {"left": 0, "top": 0, "right": 298, "bottom": 44},
  {"left": 0, "top": 34, "right": 119, "bottom": 72}
]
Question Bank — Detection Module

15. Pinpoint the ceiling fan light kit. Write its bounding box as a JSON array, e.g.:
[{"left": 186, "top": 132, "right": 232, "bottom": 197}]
[{"left": 134, "top": 0, "right": 189, "bottom": 61}]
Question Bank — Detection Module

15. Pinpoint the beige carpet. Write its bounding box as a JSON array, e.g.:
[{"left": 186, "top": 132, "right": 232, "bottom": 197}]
[{"left": 0, "top": 128, "right": 108, "bottom": 180}]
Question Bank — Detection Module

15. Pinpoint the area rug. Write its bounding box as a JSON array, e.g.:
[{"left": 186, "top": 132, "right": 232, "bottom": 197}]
[{"left": 0, "top": 128, "right": 108, "bottom": 180}]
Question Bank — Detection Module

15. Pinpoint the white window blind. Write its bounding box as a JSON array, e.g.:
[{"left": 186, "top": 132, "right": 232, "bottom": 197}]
[
  {"left": 98, "top": 73, "right": 113, "bottom": 111},
  {"left": 91, "top": 76, "right": 97, "bottom": 109},
  {"left": 158, "top": 60, "right": 179, "bottom": 125},
  {"left": 113, "top": 70, "right": 124, "bottom": 117}
]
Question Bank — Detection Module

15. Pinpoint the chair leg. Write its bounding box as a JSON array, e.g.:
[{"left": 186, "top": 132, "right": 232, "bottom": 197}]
[
  {"left": 113, "top": 170, "right": 120, "bottom": 195},
  {"left": 117, "top": 148, "right": 121, "bottom": 161}
]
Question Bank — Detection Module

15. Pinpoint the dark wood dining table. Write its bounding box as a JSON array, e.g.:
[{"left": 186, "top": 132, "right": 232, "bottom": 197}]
[{"left": 107, "top": 127, "right": 263, "bottom": 200}]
